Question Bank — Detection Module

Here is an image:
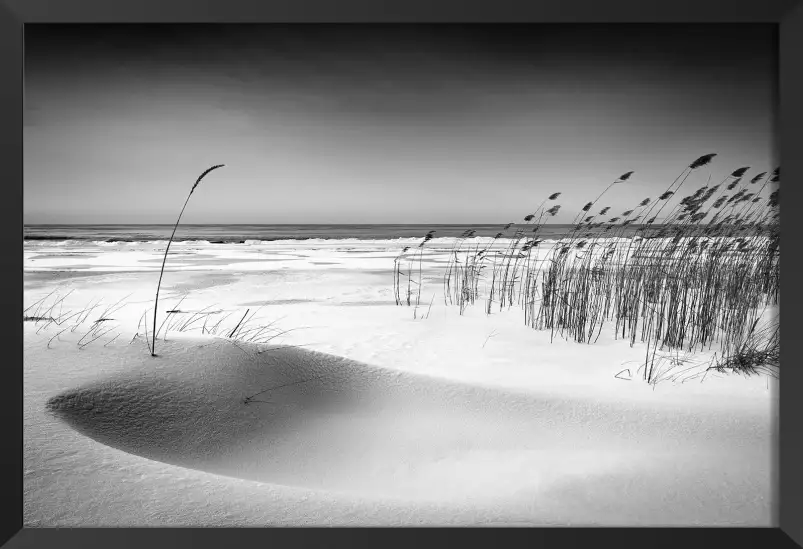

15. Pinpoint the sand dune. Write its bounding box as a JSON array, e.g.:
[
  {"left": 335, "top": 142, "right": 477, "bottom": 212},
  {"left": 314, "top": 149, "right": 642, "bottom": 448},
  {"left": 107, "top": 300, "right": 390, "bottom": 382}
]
[{"left": 43, "top": 337, "right": 772, "bottom": 523}]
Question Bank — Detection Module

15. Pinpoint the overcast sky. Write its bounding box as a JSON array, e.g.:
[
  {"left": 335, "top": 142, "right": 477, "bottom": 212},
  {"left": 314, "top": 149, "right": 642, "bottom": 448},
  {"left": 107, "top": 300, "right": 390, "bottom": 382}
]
[{"left": 24, "top": 24, "right": 778, "bottom": 225}]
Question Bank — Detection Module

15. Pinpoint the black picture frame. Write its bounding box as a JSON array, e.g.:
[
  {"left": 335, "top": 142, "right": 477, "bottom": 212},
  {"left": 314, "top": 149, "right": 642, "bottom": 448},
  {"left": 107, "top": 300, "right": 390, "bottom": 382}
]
[{"left": 4, "top": 1, "right": 801, "bottom": 547}]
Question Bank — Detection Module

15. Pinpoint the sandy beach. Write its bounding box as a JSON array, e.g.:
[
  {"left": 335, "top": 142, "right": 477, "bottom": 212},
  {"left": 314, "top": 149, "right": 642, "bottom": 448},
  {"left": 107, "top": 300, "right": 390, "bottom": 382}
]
[
  {"left": 23, "top": 237, "right": 778, "bottom": 526},
  {"left": 19, "top": 21, "right": 784, "bottom": 530}
]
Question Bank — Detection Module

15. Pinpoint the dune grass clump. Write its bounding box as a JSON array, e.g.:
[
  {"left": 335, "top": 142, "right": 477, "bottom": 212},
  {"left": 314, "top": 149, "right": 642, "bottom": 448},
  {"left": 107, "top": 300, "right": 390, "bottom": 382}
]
[
  {"left": 24, "top": 287, "right": 301, "bottom": 363},
  {"left": 707, "top": 316, "right": 779, "bottom": 378},
  {"left": 416, "top": 230, "right": 436, "bottom": 306},
  {"left": 23, "top": 290, "right": 129, "bottom": 349},
  {"left": 394, "top": 153, "right": 780, "bottom": 384},
  {"left": 393, "top": 230, "right": 437, "bottom": 307},
  {"left": 135, "top": 292, "right": 304, "bottom": 357},
  {"left": 393, "top": 246, "right": 411, "bottom": 306},
  {"left": 151, "top": 164, "right": 225, "bottom": 357}
]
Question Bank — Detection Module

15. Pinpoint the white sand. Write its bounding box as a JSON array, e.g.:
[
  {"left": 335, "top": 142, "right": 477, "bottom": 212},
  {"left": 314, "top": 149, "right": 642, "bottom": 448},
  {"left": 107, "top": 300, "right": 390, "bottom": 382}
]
[{"left": 24, "top": 239, "right": 778, "bottom": 526}]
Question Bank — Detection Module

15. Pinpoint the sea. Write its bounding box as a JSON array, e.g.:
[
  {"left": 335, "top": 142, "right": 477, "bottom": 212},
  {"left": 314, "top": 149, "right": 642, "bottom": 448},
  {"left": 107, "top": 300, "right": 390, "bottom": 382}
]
[{"left": 23, "top": 224, "right": 650, "bottom": 244}]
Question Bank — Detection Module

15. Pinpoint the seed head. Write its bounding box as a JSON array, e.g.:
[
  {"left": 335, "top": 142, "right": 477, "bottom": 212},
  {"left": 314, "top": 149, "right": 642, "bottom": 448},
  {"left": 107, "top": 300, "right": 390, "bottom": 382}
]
[
  {"left": 731, "top": 167, "right": 750, "bottom": 178},
  {"left": 618, "top": 171, "right": 635, "bottom": 182},
  {"left": 727, "top": 190, "right": 746, "bottom": 204},
  {"left": 548, "top": 192, "right": 561, "bottom": 200},
  {"left": 658, "top": 191, "right": 674, "bottom": 200},
  {"left": 750, "top": 172, "right": 767, "bottom": 184},
  {"left": 689, "top": 154, "right": 717, "bottom": 170},
  {"left": 770, "top": 167, "right": 780, "bottom": 183},
  {"left": 191, "top": 164, "right": 226, "bottom": 193}
]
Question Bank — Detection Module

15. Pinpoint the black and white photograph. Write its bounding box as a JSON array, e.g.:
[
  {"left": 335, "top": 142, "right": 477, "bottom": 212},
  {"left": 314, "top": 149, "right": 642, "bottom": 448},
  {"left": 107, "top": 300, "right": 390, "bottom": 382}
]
[{"left": 23, "top": 23, "right": 780, "bottom": 526}]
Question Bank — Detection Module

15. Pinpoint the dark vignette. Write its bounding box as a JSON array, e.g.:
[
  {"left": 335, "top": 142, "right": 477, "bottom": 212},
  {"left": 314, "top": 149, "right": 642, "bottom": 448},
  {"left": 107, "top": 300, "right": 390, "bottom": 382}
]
[
  {"left": 0, "top": 3, "right": 23, "bottom": 548},
  {"left": 778, "top": 2, "right": 802, "bottom": 546}
]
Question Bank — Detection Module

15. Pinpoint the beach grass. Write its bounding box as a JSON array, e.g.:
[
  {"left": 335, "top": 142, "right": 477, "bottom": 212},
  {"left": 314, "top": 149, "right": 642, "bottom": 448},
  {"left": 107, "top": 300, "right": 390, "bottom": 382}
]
[
  {"left": 151, "top": 164, "right": 225, "bottom": 356},
  {"left": 399, "top": 154, "right": 780, "bottom": 384},
  {"left": 25, "top": 289, "right": 302, "bottom": 362}
]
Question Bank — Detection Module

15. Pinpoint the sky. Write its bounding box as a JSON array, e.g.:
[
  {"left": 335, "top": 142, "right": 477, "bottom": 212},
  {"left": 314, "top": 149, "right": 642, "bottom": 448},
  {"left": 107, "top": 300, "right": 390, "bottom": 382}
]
[{"left": 24, "top": 24, "right": 779, "bottom": 225}]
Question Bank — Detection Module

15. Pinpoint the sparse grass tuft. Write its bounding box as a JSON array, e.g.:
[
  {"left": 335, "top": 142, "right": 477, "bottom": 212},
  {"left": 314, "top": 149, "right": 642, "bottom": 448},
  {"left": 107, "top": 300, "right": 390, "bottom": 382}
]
[{"left": 23, "top": 291, "right": 127, "bottom": 349}]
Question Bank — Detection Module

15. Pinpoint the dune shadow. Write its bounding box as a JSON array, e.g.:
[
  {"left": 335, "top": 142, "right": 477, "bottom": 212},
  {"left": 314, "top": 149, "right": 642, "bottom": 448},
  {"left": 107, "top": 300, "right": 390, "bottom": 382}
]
[{"left": 44, "top": 341, "right": 770, "bottom": 508}]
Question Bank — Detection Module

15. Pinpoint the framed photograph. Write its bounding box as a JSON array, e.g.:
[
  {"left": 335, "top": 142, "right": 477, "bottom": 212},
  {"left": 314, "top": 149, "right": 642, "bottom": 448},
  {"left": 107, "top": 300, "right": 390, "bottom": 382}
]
[{"left": 4, "top": 0, "right": 801, "bottom": 547}]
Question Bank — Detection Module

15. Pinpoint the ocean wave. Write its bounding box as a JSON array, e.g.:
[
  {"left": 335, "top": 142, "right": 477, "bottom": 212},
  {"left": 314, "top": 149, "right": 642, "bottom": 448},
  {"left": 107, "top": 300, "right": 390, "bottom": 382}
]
[
  {"left": 24, "top": 239, "right": 84, "bottom": 246},
  {"left": 23, "top": 234, "right": 754, "bottom": 250}
]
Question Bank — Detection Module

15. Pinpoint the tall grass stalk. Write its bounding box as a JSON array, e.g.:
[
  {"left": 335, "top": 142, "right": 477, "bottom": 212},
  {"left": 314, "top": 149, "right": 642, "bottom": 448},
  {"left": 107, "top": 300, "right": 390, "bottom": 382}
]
[{"left": 151, "top": 164, "right": 225, "bottom": 356}]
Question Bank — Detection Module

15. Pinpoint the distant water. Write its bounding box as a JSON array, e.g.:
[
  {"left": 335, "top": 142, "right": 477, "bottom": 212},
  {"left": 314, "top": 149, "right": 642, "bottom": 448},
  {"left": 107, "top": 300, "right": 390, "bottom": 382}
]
[{"left": 24, "top": 224, "right": 650, "bottom": 243}]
